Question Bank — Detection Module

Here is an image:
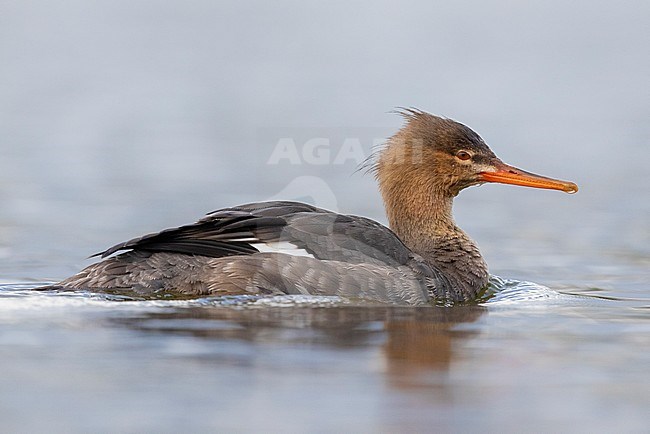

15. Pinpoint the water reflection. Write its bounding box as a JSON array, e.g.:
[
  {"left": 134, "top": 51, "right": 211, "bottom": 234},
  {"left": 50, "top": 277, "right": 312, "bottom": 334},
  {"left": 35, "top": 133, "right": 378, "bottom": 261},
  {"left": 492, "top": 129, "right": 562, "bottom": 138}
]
[{"left": 115, "top": 303, "right": 485, "bottom": 387}]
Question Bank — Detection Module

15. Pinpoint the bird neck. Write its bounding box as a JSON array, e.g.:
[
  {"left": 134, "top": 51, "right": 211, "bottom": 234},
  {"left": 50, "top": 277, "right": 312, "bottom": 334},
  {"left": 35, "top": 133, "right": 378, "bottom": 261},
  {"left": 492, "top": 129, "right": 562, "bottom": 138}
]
[
  {"left": 381, "top": 180, "right": 463, "bottom": 252},
  {"left": 378, "top": 167, "right": 489, "bottom": 300}
]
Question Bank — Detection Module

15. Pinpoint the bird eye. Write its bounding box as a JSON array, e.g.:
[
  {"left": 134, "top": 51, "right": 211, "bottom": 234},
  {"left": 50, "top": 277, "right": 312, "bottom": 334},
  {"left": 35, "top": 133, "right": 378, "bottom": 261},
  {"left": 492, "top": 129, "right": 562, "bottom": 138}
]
[{"left": 456, "top": 150, "right": 472, "bottom": 161}]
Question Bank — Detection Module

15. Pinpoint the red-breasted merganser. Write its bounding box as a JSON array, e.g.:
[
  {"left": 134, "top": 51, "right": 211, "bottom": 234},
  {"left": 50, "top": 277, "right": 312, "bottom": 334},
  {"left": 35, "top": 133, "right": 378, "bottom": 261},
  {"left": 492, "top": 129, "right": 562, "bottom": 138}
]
[{"left": 49, "top": 110, "right": 578, "bottom": 304}]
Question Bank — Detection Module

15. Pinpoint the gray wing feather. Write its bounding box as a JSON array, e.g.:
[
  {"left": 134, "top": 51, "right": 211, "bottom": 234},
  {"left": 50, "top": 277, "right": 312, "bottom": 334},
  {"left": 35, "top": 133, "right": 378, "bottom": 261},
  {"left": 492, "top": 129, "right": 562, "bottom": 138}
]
[{"left": 95, "top": 201, "right": 414, "bottom": 268}]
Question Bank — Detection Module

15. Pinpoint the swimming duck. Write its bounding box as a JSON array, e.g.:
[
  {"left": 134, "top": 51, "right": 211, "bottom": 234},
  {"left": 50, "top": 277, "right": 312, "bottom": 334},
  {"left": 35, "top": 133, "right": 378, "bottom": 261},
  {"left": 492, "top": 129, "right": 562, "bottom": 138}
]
[{"left": 50, "top": 109, "right": 577, "bottom": 304}]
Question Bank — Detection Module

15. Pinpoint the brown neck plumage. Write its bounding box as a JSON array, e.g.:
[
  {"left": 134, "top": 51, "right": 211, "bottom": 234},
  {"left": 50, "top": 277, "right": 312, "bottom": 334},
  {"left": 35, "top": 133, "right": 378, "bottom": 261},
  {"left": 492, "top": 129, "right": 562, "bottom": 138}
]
[
  {"left": 374, "top": 126, "right": 489, "bottom": 299},
  {"left": 375, "top": 126, "right": 458, "bottom": 248}
]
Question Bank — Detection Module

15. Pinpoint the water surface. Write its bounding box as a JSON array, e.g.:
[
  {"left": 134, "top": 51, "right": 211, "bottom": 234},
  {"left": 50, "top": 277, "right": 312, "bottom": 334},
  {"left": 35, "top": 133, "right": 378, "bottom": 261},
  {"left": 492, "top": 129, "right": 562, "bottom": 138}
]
[{"left": 1, "top": 279, "right": 648, "bottom": 432}]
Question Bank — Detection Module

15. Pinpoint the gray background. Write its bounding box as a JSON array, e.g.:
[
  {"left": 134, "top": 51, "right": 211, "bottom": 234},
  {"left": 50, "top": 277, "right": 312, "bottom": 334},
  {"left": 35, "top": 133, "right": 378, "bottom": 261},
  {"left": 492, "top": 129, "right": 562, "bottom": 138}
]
[{"left": 1, "top": 1, "right": 648, "bottom": 284}]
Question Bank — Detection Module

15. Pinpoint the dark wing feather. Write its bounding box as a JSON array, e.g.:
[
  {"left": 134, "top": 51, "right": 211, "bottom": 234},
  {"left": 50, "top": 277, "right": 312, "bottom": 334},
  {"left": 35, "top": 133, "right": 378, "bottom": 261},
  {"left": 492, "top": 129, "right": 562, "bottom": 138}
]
[
  {"left": 93, "top": 214, "right": 283, "bottom": 258},
  {"left": 94, "top": 201, "right": 414, "bottom": 267},
  {"left": 203, "top": 200, "right": 322, "bottom": 218}
]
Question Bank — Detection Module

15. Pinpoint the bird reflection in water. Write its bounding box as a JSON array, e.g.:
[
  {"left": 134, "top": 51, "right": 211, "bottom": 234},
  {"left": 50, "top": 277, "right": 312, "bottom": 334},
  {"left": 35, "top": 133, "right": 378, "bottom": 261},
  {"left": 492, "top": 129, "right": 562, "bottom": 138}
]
[{"left": 115, "top": 302, "right": 485, "bottom": 389}]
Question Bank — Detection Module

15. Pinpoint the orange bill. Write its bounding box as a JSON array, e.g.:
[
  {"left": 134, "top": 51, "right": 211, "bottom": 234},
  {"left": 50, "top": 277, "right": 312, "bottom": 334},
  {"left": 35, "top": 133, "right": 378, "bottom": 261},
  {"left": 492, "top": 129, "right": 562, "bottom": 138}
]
[{"left": 478, "top": 161, "right": 578, "bottom": 194}]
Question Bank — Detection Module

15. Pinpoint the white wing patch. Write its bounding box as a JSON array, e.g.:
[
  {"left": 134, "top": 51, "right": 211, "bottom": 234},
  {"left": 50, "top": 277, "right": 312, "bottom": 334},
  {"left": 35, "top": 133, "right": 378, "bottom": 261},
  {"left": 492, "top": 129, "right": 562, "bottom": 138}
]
[{"left": 251, "top": 241, "right": 315, "bottom": 258}]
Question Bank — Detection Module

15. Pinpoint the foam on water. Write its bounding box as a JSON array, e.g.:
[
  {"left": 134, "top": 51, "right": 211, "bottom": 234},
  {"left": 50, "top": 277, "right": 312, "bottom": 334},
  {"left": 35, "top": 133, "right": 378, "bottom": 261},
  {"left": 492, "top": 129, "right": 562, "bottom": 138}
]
[
  {"left": 0, "top": 278, "right": 588, "bottom": 312},
  {"left": 483, "top": 275, "right": 583, "bottom": 304}
]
